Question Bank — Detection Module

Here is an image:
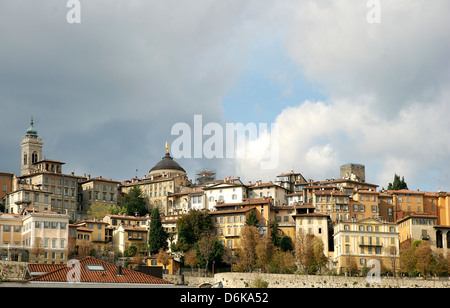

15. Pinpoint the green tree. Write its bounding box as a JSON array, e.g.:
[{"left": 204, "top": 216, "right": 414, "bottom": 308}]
[
  {"left": 246, "top": 210, "right": 259, "bottom": 227},
  {"left": 108, "top": 204, "right": 127, "bottom": 215},
  {"left": 280, "top": 236, "right": 293, "bottom": 252},
  {"left": 125, "top": 244, "right": 138, "bottom": 257},
  {"left": 87, "top": 202, "right": 109, "bottom": 220},
  {"left": 270, "top": 215, "right": 281, "bottom": 247},
  {"left": 174, "top": 210, "right": 214, "bottom": 252},
  {"left": 387, "top": 174, "right": 408, "bottom": 190},
  {"left": 121, "top": 186, "right": 148, "bottom": 216},
  {"left": 148, "top": 207, "right": 168, "bottom": 255}
]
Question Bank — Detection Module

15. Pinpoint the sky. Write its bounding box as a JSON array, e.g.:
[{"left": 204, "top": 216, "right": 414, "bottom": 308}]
[{"left": 1, "top": 0, "right": 449, "bottom": 192}]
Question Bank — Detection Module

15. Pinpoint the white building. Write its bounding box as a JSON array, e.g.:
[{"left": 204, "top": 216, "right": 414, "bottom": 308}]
[{"left": 203, "top": 178, "right": 248, "bottom": 211}]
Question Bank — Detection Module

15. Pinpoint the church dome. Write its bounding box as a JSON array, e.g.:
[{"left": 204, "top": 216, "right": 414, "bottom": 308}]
[{"left": 149, "top": 152, "right": 186, "bottom": 175}]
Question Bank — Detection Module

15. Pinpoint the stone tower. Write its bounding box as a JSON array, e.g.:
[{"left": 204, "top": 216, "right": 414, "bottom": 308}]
[
  {"left": 340, "top": 163, "right": 365, "bottom": 182},
  {"left": 20, "top": 118, "right": 43, "bottom": 176}
]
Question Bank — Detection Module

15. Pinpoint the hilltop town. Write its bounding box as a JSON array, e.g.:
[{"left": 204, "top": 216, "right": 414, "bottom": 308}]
[{"left": 0, "top": 120, "right": 449, "bottom": 286}]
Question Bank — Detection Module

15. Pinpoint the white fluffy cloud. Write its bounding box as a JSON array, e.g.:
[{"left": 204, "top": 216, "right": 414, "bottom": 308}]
[{"left": 235, "top": 0, "right": 450, "bottom": 191}]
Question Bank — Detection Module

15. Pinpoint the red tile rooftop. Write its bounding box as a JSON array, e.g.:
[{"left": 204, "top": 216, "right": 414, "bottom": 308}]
[{"left": 29, "top": 256, "right": 173, "bottom": 285}]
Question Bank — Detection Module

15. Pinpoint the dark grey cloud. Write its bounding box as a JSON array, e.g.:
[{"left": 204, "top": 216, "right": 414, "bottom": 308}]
[{"left": 0, "top": 0, "right": 283, "bottom": 181}]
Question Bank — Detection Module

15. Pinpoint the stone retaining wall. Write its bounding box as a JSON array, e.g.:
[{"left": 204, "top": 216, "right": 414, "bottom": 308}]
[{"left": 164, "top": 272, "right": 449, "bottom": 288}]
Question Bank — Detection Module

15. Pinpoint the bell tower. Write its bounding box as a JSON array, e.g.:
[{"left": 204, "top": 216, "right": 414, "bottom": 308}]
[{"left": 20, "top": 118, "right": 44, "bottom": 176}]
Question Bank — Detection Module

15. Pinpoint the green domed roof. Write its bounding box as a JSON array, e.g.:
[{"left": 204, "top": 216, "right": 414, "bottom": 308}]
[{"left": 26, "top": 118, "right": 38, "bottom": 136}]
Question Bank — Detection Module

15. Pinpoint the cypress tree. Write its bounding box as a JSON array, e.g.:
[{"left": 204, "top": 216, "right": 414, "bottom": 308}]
[{"left": 148, "top": 207, "right": 168, "bottom": 255}]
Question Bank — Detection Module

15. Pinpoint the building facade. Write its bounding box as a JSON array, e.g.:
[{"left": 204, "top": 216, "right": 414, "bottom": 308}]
[{"left": 333, "top": 218, "right": 399, "bottom": 274}]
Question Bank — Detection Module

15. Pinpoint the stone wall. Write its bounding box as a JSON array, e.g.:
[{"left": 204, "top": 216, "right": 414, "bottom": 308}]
[
  {"left": 0, "top": 261, "right": 28, "bottom": 281},
  {"left": 164, "top": 272, "right": 450, "bottom": 288}
]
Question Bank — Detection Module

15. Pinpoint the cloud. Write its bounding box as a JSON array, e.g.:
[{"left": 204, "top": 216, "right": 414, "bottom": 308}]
[
  {"left": 233, "top": 0, "right": 450, "bottom": 191},
  {"left": 284, "top": 0, "right": 450, "bottom": 115},
  {"left": 0, "top": 0, "right": 283, "bottom": 180},
  {"left": 235, "top": 88, "right": 450, "bottom": 190}
]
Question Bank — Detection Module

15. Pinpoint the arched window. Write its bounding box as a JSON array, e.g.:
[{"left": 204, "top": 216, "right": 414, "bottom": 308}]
[
  {"left": 23, "top": 153, "right": 28, "bottom": 165},
  {"left": 32, "top": 151, "right": 38, "bottom": 164}
]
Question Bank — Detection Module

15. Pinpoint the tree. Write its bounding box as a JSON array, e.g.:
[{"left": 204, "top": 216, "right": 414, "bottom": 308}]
[
  {"left": 174, "top": 210, "right": 214, "bottom": 252},
  {"left": 270, "top": 215, "right": 281, "bottom": 247},
  {"left": 197, "top": 232, "right": 216, "bottom": 277},
  {"left": 388, "top": 246, "right": 398, "bottom": 277},
  {"left": 121, "top": 186, "right": 148, "bottom": 216},
  {"left": 431, "top": 251, "right": 449, "bottom": 277},
  {"left": 125, "top": 244, "right": 138, "bottom": 257},
  {"left": 415, "top": 241, "right": 432, "bottom": 278},
  {"left": 108, "top": 204, "right": 127, "bottom": 215},
  {"left": 222, "top": 246, "right": 239, "bottom": 268},
  {"left": 345, "top": 255, "right": 359, "bottom": 276},
  {"left": 184, "top": 248, "right": 199, "bottom": 274},
  {"left": 30, "top": 237, "right": 45, "bottom": 262},
  {"left": 294, "top": 233, "right": 316, "bottom": 273},
  {"left": 148, "top": 207, "right": 168, "bottom": 255},
  {"left": 280, "top": 236, "right": 293, "bottom": 252},
  {"left": 255, "top": 234, "right": 274, "bottom": 273},
  {"left": 246, "top": 210, "right": 259, "bottom": 227},
  {"left": 387, "top": 174, "right": 408, "bottom": 190},
  {"left": 157, "top": 248, "right": 171, "bottom": 272},
  {"left": 400, "top": 243, "right": 417, "bottom": 276},
  {"left": 234, "top": 225, "right": 260, "bottom": 272},
  {"left": 87, "top": 202, "right": 109, "bottom": 220},
  {"left": 312, "top": 237, "right": 328, "bottom": 274},
  {"left": 270, "top": 248, "right": 296, "bottom": 274}
]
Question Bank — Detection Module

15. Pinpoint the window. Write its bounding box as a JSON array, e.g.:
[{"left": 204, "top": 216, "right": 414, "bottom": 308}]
[{"left": 85, "top": 265, "right": 106, "bottom": 271}]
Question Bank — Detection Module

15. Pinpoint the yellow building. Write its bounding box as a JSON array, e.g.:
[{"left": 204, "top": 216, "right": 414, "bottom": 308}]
[
  {"left": 211, "top": 206, "right": 256, "bottom": 249},
  {"left": 351, "top": 190, "right": 380, "bottom": 221},
  {"left": 378, "top": 192, "right": 395, "bottom": 222},
  {"left": 333, "top": 218, "right": 399, "bottom": 274},
  {"left": 293, "top": 203, "right": 331, "bottom": 255},
  {"left": 386, "top": 189, "right": 425, "bottom": 221},
  {"left": 76, "top": 219, "right": 110, "bottom": 254},
  {"left": 146, "top": 255, "right": 181, "bottom": 275},
  {"left": 270, "top": 205, "right": 296, "bottom": 239},
  {"left": 309, "top": 187, "right": 350, "bottom": 222},
  {"left": 435, "top": 192, "right": 450, "bottom": 226},
  {"left": 0, "top": 209, "right": 70, "bottom": 263}
]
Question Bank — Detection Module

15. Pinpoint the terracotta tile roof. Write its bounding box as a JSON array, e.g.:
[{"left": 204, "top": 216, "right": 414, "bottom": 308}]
[
  {"left": 29, "top": 256, "right": 173, "bottom": 285},
  {"left": 27, "top": 263, "right": 66, "bottom": 277}
]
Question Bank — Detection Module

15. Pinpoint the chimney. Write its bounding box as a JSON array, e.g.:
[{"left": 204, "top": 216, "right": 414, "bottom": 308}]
[{"left": 117, "top": 265, "right": 122, "bottom": 276}]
